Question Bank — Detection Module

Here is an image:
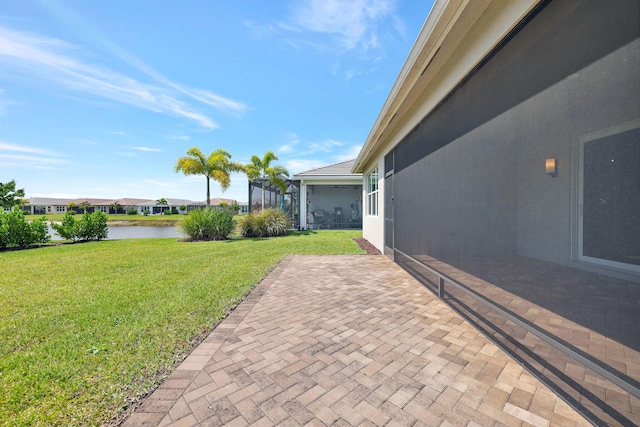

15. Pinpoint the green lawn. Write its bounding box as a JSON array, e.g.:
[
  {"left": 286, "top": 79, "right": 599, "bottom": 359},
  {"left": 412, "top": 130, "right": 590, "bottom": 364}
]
[{"left": 0, "top": 231, "right": 364, "bottom": 426}]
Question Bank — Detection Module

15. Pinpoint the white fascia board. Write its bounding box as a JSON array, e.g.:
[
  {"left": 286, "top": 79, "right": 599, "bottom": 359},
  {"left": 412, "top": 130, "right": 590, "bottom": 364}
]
[
  {"left": 353, "top": 0, "right": 540, "bottom": 173},
  {"left": 301, "top": 178, "right": 362, "bottom": 186},
  {"left": 293, "top": 175, "right": 361, "bottom": 182}
]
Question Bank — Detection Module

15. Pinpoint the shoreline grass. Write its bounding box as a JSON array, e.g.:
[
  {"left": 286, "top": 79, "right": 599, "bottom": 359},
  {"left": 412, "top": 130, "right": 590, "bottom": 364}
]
[
  {"left": 40, "top": 213, "right": 186, "bottom": 226},
  {"left": 0, "top": 230, "right": 364, "bottom": 426}
]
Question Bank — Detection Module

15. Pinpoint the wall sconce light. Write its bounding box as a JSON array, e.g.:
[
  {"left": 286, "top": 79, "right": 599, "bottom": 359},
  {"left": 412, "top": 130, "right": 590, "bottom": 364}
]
[{"left": 546, "top": 158, "right": 557, "bottom": 177}]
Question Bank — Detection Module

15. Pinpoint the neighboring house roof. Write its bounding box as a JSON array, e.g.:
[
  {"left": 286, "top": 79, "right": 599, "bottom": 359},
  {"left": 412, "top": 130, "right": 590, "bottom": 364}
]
[
  {"left": 207, "top": 197, "right": 237, "bottom": 206},
  {"left": 25, "top": 196, "right": 246, "bottom": 207},
  {"left": 165, "top": 198, "right": 200, "bottom": 206},
  {"left": 293, "top": 159, "right": 361, "bottom": 180},
  {"left": 74, "top": 198, "right": 117, "bottom": 206},
  {"left": 28, "top": 197, "right": 116, "bottom": 206},
  {"left": 117, "top": 198, "right": 154, "bottom": 206},
  {"left": 26, "top": 197, "right": 212, "bottom": 206},
  {"left": 28, "top": 197, "right": 74, "bottom": 206}
]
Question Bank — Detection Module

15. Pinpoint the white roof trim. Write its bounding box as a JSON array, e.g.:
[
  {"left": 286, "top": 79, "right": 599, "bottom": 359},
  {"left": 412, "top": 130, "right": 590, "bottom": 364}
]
[{"left": 353, "top": 0, "right": 540, "bottom": 173}]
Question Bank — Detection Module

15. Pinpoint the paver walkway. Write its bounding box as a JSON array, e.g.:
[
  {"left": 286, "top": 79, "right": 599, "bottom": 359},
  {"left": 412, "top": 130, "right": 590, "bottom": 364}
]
[{"left": 124, "top": 255, "right": 590, "bottom": 426}]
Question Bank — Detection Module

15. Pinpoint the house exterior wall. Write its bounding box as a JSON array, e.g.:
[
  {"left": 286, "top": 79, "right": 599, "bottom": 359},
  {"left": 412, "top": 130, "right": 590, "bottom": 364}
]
[
  {"left": 366, "top": 0, "right": 639, "bottom": 280},
  {"left": 362, "top": 158, "right": 384, "bottom": 251}
]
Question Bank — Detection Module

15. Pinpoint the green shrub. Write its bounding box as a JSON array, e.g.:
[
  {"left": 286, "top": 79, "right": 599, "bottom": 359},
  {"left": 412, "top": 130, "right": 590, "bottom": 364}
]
[
  {"left": 77, "top": 211, "right": 108, "bottom": 241},
  {"left": 29, "top": 216, "right": 50, "bottom": 245},
  {"left": 180, "top": 208, "right": 234, "bottom": 241},
  {"left": 163, "top": 209, "right": 172, "bottom": 216},
  {"left": 237, "top": 208, "right": 290, "bottom": 238},
  {"left": 52, "top": 212, "right": 78, "bottom": 241},
  {"left": 52, "top": 211, "right": 108, "bottom": 242},
  {"left": 0, "top": 208, "right": 50, "bottom": 249},
  {"left": 127, "top": 209, "right": 137, "bottom": 215},
  {"left": 143, "top": 209, "right": 150, "bottom": 216}
]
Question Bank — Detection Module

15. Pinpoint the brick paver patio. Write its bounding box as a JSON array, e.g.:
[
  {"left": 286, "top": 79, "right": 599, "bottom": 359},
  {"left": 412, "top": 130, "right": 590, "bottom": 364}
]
[{"left": 124, "top": 255, "right": 589, "bottom": 426}]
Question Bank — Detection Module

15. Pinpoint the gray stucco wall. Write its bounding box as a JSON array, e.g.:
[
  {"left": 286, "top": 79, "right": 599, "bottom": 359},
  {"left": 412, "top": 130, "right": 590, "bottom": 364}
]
[{"left": 389, "top": 0, "right": 639, "bottom": 276}]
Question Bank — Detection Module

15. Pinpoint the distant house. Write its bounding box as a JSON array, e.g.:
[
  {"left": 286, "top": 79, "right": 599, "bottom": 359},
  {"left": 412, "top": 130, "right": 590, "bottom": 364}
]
[
  {"left": 293, "top": 159, "right": 362, "bottom": 230},
  {"left": 24, "top": 198, "right": 73, "bottom": 215},
  {"left": 21, "top": 196, "right": 207, "bottom": 215},
  {"left": 116, "top": 198, "right": 154, "bottom": 214},
  {"left": 237, "top": 202, "right": 249, "bottom": 215}
]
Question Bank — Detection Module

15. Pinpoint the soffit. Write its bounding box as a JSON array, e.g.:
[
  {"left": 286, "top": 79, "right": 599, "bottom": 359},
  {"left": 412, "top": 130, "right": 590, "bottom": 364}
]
[{"left": 353, "top": 0, "right": 540, "bottom": 173}]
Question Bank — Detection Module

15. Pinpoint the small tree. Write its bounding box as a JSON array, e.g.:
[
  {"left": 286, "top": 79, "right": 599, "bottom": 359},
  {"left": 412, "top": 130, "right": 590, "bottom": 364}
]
[
  {"left": 156, "top": 198, "right": 168, "bottom": 214},
  {"left": 52, "top": 211, "right": 108, "bottom": 242},
  {"left": 0, "top": 208, "right": 49, "bottom": 248},
  {"left": 78, "top": 201, "right": 92, "bottom": 213},
  {"left": 67, "top": 201, "right": 78, "bottom": 215},
  {"left": 0, "top": 180, "right": 26, "bottom": 209},
  {"left": 174, "top": 147, "right": 244, "bottom": 208},
  {"left": 244, "top": 151, "right": 289, "bottom": 211},
  {"left": 111, "top": 201, "right": 122, "bottom": 214}
]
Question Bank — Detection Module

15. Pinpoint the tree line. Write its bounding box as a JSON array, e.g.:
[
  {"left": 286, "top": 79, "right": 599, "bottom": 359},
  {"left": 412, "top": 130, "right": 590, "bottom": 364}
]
[{"left": 175, "top": 149, "right": 289, "bottom": 209}]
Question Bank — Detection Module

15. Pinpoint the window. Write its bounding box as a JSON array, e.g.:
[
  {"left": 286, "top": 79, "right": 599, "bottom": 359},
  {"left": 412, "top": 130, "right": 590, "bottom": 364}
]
[
  {"left": 367, "top": 166, "right": 379, "bottom": 216},
  {"left": 98, "top": 206, "right": 108, "bottom": 213},
  {"left": 577, "top": 119, "right": 640, "bottom": 273},
  {"left": 56, "top": 206, "right": 65, "bottom": 212}
]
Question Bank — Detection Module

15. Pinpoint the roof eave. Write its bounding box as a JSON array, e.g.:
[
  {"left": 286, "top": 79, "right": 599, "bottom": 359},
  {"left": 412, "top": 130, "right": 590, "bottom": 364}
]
[{"left": 353, "top": 0, "right": 540, "bottom": 173}]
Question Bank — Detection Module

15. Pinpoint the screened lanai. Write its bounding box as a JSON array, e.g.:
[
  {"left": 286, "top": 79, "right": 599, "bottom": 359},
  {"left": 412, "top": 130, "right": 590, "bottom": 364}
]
[
  {"left": 293, "top": 160, "right": 363, "bottom": 230},
  {"left": 248, "top": 179, "right": 300, "bottom": 228},
  {"left": 353, "top": 0, "right": 640, "bottom": 424},
  {"left": 248, "top": 160, "right": 363, "bottom": 230}
]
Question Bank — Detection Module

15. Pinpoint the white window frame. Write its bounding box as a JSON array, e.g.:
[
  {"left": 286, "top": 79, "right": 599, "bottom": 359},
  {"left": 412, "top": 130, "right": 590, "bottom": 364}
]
[
  {"left": 98, "top": 206, "right": 108, "bottom": 213},
  {"left": 367, "top": 166, "right": 379, "bottom": 216},
  {"left": 56, "top": 206, "right": 65, "bottom": 213}
]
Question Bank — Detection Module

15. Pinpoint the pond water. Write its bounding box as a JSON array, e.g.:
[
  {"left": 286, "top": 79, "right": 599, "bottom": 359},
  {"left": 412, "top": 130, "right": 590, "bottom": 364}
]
[{"left": 47, "top": 225, "right": 184, "bottom": 240}]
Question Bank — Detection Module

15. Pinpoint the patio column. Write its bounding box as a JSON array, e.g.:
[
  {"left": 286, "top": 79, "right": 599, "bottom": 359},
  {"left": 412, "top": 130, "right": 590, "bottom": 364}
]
[{"left": 299, "top": 182, "right": 307, "bottom": 230}]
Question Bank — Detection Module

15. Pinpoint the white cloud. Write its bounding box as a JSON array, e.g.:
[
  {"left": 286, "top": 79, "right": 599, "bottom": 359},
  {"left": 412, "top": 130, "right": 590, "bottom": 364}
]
[
  {"left": 285, "top": 158, "right": 328, "bottom": 174},
  {"left": 166, "top": 135, "right": 190, "bottom": 141},
  {"left": 284, "top": 0, "right": 397, "bottom": 52},
  {"left": 244, "top": 20, "right": 281, "bottom": 40},
  {"left": 0, "top": 141, "right": 56, "bottom": 156},
  {"left": 129, "top": 146, "right": 164, "bottom": 152},
  {"left": 278, "top": 144, "right": 295, "bottom": 153},
  {"left": 0, "top": 153, "right": 63, "bottom": 164},
  {"left": 303, "top": 138, "right": 344, "bottom": 155},
  {"left": 0, "top": 25, "right": 246, "bottom": 129},
  {"left": 0, "top": 141, "right": 63, "bottom": 170}
]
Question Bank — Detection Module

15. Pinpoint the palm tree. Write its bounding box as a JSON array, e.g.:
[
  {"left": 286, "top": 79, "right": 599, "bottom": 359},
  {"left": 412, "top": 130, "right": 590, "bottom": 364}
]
[
  {"left": 78, "top": 201, "right": 92, "bottom": 213},
  {"left": 175, "top": 148, "right": 244, "bottom": 208},
  {"left": 155, "top": 198, "right": 168, "bottom": 214},
  {"left": 67, "top": 201, "right": 78, "bottom": 214},
  {"left": 110, "top": 201, "right": 122, "bottom": 215},
  {"left": 244, "top": 151, "right": 289, "bottom": 211}
]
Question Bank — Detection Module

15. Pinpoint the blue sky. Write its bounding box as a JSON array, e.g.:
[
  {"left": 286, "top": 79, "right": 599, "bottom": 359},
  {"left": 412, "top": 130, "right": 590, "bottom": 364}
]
[{"left": 0, "top": 0, "right": 431, "bottom": 202}]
